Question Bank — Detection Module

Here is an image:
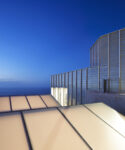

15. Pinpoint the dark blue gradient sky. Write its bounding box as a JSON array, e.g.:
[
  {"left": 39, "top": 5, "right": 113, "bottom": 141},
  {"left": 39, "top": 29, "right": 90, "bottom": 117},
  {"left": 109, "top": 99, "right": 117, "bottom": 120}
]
[{"left": 0, "top": 0, "right": 125, "bottom": 94}]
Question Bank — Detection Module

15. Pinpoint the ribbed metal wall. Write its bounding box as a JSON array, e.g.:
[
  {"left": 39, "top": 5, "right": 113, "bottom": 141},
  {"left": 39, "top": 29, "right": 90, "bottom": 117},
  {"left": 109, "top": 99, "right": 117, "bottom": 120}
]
[
  {"left": 51, "top": 28, "right": 125, "bottom": 106},
  {"left": 99, "top": 66, "right": 108, "bottom": 92},
  {"left": 88, "top": 67, "right": 99, "bottom": 91},
  {"left": 109, "top": 31, "right": 119, "bottom": 92},
  {"left": 77, "top": 70, "right": 82, "bottom": 105},
  {"left": 72, "top": 71, "right": 76, "bottom": 105},
  {"left": 99, "top": 34, "right": 108, "bottom": 66},
  {"left": 68, "top": 72, "right": 72, "bottom": 105},
  {"left": 51, "top": 69, "right": 88, "bottom": 106},
  {"left": 93, "top": 40, "right": 99, "bottom": 66},
  {"left": 120, "top": 29, "right": 125, "bottom": 92},
  {"left": 90, "top": 47, "right": 92, "bottom": 67},
  {"left": 82, "top": 69, "right": 87, "bottom": 104}
]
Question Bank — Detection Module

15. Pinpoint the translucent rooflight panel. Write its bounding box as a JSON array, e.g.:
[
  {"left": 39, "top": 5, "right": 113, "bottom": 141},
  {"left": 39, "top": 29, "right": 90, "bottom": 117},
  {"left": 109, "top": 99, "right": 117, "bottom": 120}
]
[
  {"left": 27, "top": 96, "right": 46, "bottom": 109},
  {"left": 41, "top": 95, "right": 59, "bottom": 107},
  {"left": 85, "top": 103, "right": 125, "bottom": 137},
  {"left": 0, "top": 97, "right": 10, "bottom": 112},
  {"left": 24, "top": 109, "right": 89, "bottom": 150},
  {"left": 11, "top": 96, "right": 30, "bottom": 111},
  {"left": 0, "top": 113, "right": 29, "bottom": 150},
  {"left": 60, "top": 105, "right": 125, "bottom": 150}
]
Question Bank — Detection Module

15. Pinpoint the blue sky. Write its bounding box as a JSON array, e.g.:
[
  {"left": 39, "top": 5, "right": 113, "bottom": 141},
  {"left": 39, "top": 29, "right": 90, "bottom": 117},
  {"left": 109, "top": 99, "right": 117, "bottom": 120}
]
[{"left": 0, "top": 0, "right": 125, "bottom": 93}]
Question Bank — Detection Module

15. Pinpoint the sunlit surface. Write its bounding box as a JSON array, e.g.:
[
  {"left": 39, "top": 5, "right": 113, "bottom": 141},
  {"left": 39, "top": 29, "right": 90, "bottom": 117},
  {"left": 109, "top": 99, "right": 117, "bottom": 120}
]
[
  {"left": 11, "top": 96, "right": 30, "bottom": 110},
  {"left": 41, "top": 95, "right": 59, "bottom": 107},
  {"left": 85, "top": 103, "right": 125, "bottom": 137},
  {"left": 27, "top": 95, "right": 46, "bottom": 109},
  {"left": 0, "top": 95, "right": 124, "bottom": 150},
  {"left": 0, "top": 97, "right": 10, "bottom": 112},
  {"left": 24, "top": 109, "right": 89, "bottom": 150},
  {"left": 0, "top": 113, "right": 29, "bottom": 150},
  {"left": 60, "top": 106, "right": 125, "bottom": 150},
  {"left": 51, "top": 88, "right": 68, "bottom": 106}
]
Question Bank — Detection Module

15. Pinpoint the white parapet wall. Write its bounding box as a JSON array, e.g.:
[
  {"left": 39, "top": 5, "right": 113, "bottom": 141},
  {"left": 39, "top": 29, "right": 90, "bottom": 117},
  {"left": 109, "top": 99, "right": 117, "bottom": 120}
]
[{"left": 51, "top": 87, "right": 68, "bottom": 106}]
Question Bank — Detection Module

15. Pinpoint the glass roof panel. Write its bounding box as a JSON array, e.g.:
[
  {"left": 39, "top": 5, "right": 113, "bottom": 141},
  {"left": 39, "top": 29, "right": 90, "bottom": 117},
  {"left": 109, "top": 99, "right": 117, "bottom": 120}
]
[
  {"left": 0, "top": 113, "right": 29, "bottom": 150},
  {"left": 41, "top": 95, "right": 59, "bottom": 107},
  {"left": 27, "top": 96, "right": 46, "bottom": 109},
  {"left": 24, "top": 109, "right": 89, "bottom": 150},
  {"left": 0, "top": 97, "right": 10, "bottom": 112},
  {"left": 60, "top": 105, "right": 125, "bottom": 150},
  {"left": 11, "top": 96, "right": 30, "bottom": 110},
  {"left": 85, "top": 103, "right": 125, "bottom": 137}
]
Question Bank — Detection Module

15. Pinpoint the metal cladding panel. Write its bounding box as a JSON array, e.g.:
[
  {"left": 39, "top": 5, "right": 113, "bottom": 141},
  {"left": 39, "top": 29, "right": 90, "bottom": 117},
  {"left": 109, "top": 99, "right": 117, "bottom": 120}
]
[
  {"left": 109, "top": 31, "right": 119, "bottom": 92},
  {"left": 90, "top": 47, "right": 92, "bottom": 67},
  {"left": 62, "top": 73, "right": 65, "bottom": 87},
  {"left": 100, "top": 66, "right": 108, "bottom": 92},
  {"left": 57, "top": 74, "right": 61, "bottom": 88},
  {"left": 88, "top": 67, "right": 99, "bottom": 91},
  {"left": 53, "top": 75, "right": 56, "bottom": 87},
  {"left": 99, "top": 35, "right": 108, "bottom": 66},
  {"left": 120, "top": 29, "right": 125, "bottom": 92},
  {"left": 65, "top": 73, "right": 69, "bottom": 105},
  {"left": 77, "top": 70, "right": 82, "bottom": 105},
  {"left": 73, "top": 71, "right": 76, "bottom": 105},
  {"left": 59, "top": 74, "right": 62, "bottom": 87},
  {"left": 93, "top": 40, "right": 99, "bottom": 67},
  {"left": 68, "top": 72, "right": 72, "bottom": 105},
  {"left": 65, "top": 73, "right": 68, "bottom": 88},
  {"left": 82, "top": 69, "right": 87, "bottom": 104},
  {"left": 53, "top": 75, "right": 55, "bottom": 87}
]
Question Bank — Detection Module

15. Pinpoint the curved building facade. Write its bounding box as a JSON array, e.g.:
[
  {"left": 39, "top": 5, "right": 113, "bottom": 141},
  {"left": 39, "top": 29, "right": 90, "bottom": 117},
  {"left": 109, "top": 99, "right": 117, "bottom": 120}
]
[
  {"left": 90, "top": 28, "right": 125, "bottom": 92},
  {"left": 51, "top": 28, "right": 125, "bottom": 107}
]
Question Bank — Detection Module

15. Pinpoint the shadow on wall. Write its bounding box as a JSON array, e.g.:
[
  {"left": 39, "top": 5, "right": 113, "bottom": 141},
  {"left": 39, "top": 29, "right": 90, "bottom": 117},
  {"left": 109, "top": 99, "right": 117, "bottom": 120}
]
[{"left": 86, "top": 91, "right": 125, "bottom": 115}]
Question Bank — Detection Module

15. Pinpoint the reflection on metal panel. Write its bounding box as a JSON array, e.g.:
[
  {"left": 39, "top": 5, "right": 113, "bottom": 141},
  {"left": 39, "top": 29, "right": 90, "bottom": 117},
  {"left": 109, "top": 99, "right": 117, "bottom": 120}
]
[
  {"left": 100, "top": 66, "right": 108, "bottom": 92},
  {"left": 41, "top": 95, "right": 59, "bottom": 107},
  {"left": 51, "top": 88, "right": 68, "bottom": 106},
  {"left": 11, "top": 96, "right": 30, "bottom": 111},
  {"left": 0, "top": 113, "right": 29, "bottom": 150},
  {"left": 68, "top": 72, "right": 72, "bottom": 105},
  {"left": 120, "top": 29, "right": 125, "bottom": 92},
  {"left": 73, "top": 71, "right": 76, "bottom": 105},
  {"left": 109, "top": 31, "right": 119, "bottom": 92},
  {"left": 99, "top": 35, "right": 108, "bottom": 66},
  {"left": 27, "top": 96, "right": 46, "bottom": 109},
  {"left": 90, "top": 47, "right": 92, "bottom": 67},
  {"left": 77, "top": 70, "right": 82, "bottom": 104},
  {"left": 82, "top": 69, "right": 87, "bottom": 104},
  {"left": 60, "top": 106, "right": 125, "bottom": 150},
  {"left": 85, "top": 103, "right": 125, "bottom": 137},
  {"left": 24, "top": 109, "right": 89, "bottom": 150},
  {"left": 0, "top": 97, "right": 10, "bottom": 112},
  {"left": 88, "top": 67, "right": 99, "bottom": 91},
  {"left": 62, "top": 73, "right": 65, "bottom": 87}
]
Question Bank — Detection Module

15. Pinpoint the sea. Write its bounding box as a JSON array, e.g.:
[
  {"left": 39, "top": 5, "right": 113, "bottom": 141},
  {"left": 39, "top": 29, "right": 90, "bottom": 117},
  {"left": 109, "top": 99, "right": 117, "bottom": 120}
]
[{"left": 0, "top": 81, "right": 50, "bottom": 96}]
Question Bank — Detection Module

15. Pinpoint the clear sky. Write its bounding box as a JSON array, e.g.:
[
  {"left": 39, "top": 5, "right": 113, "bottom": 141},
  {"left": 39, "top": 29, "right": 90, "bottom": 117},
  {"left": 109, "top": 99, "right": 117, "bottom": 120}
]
[{"left": 0, "top": 0, "right": 125, "bottom": 94}]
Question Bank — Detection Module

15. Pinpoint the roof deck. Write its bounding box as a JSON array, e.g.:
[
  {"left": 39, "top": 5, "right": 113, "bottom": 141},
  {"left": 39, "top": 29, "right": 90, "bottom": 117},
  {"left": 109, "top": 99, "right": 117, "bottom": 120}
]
[{"left": 0, "top": 95, "right": 124, "bottom": 150}]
